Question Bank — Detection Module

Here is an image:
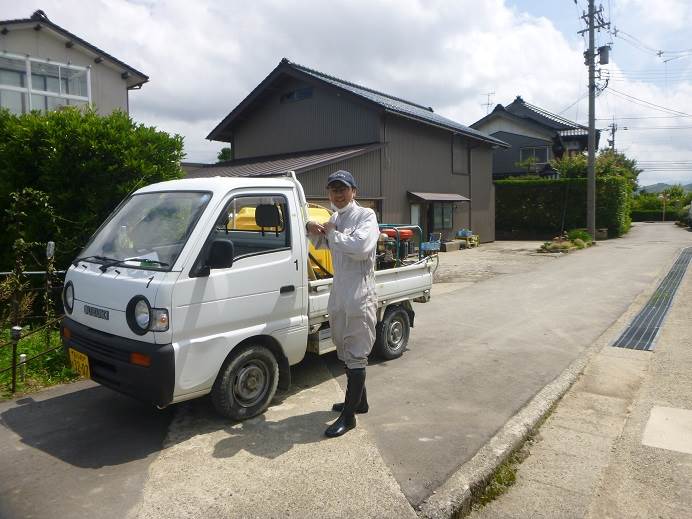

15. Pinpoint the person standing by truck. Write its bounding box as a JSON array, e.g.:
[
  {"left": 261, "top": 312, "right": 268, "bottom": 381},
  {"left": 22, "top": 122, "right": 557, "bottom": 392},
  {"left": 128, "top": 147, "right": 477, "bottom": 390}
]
[{"left": 306, "top": 170, "right": 380, "bottom": 437}]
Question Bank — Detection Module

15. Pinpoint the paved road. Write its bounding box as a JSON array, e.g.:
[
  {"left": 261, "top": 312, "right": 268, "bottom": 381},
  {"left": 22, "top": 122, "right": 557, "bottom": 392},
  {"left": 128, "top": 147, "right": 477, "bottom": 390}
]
[
  {"left": 327, "top": 222, "right": 692, "bottom": 504},
  {"left": 0, "top": 382, "right": 174, "bottom": 519},
  {"left": 1, "top": 223, "right": 690, "bottom": 518}
]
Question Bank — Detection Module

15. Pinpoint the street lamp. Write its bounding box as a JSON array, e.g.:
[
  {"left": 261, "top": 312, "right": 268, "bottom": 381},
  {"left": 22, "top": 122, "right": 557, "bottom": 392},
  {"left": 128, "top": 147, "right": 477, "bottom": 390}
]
[{"left": 658, "top": 193, "right": 668, "bottom": 222}]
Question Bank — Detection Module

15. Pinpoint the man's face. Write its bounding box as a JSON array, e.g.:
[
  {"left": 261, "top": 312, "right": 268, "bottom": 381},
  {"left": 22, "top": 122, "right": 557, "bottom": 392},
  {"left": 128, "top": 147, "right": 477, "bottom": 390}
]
[{"left": 327, "top": 182, "right": 355, "bottom": 209}]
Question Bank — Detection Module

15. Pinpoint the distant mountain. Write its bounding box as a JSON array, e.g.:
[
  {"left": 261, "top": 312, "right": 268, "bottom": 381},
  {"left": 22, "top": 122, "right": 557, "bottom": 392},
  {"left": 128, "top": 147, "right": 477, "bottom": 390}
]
[{"left": 640, "top": 183, "right": 692, "bottom": 193}]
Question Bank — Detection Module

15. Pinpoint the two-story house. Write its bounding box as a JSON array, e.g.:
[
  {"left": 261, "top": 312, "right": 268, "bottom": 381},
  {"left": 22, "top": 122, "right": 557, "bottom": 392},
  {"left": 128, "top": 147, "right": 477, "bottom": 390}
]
[
  {"left": 0, "top": 10, "right": 147, "bottom": 115},
  {"left": 190, "top": 59, "right": 507, "bottom": 242},
  {"left": 471, "top": 96, "right": 600, "bottom": 179}
]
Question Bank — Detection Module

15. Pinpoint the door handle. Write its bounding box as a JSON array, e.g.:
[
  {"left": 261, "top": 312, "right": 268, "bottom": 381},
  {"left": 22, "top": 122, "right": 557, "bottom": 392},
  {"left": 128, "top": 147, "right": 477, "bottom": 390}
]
[{"left": 280, "top": 285, "right": 295, "bottom": 294}]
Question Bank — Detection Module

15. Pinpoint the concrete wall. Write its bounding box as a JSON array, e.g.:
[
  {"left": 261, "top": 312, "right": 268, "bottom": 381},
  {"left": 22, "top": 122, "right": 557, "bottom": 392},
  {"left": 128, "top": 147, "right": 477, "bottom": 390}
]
[
  {"left": 0, "top": 27, "right": 130, "bottom": 113},
  {"left": 233, "top": 76, "right": 380, "bottom": 159}
]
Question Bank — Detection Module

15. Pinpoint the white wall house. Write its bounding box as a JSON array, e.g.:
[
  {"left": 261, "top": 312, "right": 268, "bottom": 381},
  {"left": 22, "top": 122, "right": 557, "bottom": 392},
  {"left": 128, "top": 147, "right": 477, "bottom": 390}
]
[{"left": 0, "top": 10, "right": 147, "bottom": 115}]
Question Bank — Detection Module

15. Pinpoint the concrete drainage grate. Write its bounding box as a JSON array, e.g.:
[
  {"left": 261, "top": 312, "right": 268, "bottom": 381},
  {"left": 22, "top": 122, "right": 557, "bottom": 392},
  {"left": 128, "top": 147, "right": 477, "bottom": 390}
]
[{"left": 612, "top": 246, "right": 692, "bottom": 351}]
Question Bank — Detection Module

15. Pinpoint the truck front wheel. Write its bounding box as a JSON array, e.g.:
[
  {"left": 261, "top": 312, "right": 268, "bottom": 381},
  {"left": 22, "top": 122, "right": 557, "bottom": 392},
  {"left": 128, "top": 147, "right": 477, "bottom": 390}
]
[
  {"left": 211, "top": 345, "right": 279, "bottom": 420},
  {"left": 373, "top": 306, "right": 410, "bottom": 360}
]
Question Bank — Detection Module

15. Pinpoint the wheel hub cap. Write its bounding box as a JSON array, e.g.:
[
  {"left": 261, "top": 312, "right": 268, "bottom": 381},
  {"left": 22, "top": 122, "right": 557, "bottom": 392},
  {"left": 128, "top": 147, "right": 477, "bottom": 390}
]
[
  {"left": 234, "top": 363, "right": 267, "bottom": 407},
  {"left": 389, "top": 320, "right": 403, "bottom": 346}
]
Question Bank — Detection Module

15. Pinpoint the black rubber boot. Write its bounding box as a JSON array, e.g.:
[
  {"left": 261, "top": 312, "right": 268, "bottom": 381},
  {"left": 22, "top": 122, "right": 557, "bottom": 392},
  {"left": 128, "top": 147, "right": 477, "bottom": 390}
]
[
  {"left": 325, "top": 368, "right": 366, "bottom": 438},
  {"left": 332, "top": 386, "right": 368, "bottom": 414}
]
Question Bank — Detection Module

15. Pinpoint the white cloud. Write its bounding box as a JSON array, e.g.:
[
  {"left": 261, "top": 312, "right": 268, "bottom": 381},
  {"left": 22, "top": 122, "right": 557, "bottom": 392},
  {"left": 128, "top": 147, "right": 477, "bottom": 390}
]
[{"left": 1, "top": 0, "right": 690, "bottom": 184}]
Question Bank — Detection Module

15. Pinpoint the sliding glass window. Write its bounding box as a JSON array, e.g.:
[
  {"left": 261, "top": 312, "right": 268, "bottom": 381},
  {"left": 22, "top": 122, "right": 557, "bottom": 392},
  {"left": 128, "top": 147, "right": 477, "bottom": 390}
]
[{"left": 0, "top": 53, "right": 90, "bottom": 114}]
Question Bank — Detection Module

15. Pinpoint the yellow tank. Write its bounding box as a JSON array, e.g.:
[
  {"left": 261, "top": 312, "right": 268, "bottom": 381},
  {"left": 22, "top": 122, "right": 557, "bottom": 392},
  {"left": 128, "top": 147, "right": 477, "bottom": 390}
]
[
  {"left": 228, "top": 204, "right": 333, "bottom": 277},
  {"left": 229, "top": 207, "right": 277, "bottom": 232},
  {"left": 306, "top": 204, "right": 333, "bottom": 277}
]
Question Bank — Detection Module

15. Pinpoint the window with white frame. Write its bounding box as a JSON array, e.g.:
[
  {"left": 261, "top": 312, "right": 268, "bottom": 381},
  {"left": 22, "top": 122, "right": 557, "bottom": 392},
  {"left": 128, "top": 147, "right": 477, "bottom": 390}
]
[
  {"left": 519, "top": 146, "right": 550, "bottom": 164},
  {"left": 0, "top": 53, "right": 90, "bottom": 115}
]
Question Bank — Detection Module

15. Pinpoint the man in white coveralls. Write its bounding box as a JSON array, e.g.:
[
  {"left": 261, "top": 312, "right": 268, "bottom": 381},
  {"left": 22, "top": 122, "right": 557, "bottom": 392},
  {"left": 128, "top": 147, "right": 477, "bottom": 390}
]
[{"left": 306, "top": 170, "right": 379, "bottom": 437}]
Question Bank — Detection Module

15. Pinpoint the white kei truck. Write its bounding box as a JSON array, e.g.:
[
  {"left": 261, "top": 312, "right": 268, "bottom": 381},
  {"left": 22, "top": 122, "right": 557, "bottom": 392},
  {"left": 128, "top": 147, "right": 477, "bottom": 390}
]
[{"left": 61, "top": 172, "right": 434, "bottom": 420}]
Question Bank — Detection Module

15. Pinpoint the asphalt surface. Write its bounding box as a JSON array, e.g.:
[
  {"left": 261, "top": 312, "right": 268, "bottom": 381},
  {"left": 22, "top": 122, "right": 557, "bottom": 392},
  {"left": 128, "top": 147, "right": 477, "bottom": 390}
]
[
  {"left": 469, "top": 227, "right": 692, "bottom": 519},
  {"left": 327, "top": 222, "right": 692, "bottom": 506},
  {"left": 1, "top": 222, "right": 690, "bottom": 518},
  {"left": 0, "top": 383, "right": 174, "bottom": 519}
]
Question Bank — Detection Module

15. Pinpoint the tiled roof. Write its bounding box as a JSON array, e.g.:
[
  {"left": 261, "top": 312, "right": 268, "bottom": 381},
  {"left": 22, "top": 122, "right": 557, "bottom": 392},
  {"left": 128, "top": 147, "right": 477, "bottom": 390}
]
[
  {"left": 289, "top": 60, "right": 508, "bottom": 147},
  {"left": 0, "top": 10, "right": 148, "bottom": 88},
  {"left": 504, "top": 96, "right": 586, "bottom": 131},
  {"left": 186, "top": 143, "right": 381, "bottom": 179}
]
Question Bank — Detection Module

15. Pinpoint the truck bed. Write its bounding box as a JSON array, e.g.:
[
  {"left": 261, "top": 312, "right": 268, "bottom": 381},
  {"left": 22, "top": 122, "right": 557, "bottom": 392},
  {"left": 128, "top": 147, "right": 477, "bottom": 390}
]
[{"left": 307, "top": 257, "right": 434, "bottom": 326}]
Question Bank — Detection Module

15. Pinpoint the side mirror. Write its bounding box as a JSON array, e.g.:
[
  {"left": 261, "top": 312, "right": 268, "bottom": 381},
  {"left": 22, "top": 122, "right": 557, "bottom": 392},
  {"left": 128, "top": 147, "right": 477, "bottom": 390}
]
[{"left": 207, "top": 239, "right": 234, "bottom": 269}]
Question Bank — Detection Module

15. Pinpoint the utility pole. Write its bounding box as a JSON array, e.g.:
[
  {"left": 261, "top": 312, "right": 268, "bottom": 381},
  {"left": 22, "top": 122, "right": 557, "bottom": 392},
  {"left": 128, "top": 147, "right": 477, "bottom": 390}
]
[
  {"left": 579, "top": 1, "right": 609, "bottom": 240},
  {"left": 608, "top": 119, "right": 617, "bottom": 151}
]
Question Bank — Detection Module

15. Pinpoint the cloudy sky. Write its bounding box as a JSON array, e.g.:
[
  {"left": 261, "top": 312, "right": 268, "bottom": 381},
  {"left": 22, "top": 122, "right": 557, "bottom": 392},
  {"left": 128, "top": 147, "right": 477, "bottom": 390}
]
[{"left": 2, "top": 0, "right": 691, "bottom": 186}]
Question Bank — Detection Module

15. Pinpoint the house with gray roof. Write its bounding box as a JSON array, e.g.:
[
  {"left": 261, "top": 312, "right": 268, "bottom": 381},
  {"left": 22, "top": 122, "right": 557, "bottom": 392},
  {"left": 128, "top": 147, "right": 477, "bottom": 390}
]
[
  {"left": 0, "top": 10, "right": 147, "bottom": 115},
  {"left": 195, "top": 58, "right": 507, "bottom": 242},
  {"left": 471, "top": 96, "right": 600, "bottom": 179}
]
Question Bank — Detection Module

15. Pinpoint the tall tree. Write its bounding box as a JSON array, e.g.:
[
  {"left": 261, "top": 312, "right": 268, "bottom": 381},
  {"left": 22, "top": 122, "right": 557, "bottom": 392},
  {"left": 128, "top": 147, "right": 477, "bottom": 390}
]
[{"left": 217, "top": 147, "right": 233, "bottom": 162}]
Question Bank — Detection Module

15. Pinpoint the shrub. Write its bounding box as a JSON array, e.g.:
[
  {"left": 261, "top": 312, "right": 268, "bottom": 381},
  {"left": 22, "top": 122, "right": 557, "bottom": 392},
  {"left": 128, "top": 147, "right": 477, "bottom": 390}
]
[
  {"left": 630, "top": 210, "right": 679, "bottom": 222},
  {"left": 567, "top": 229, "right": 593, "bottom": 243},
  {"left": 0, "top": 108, "right": 185, "bottom": 270},
  {"left": 495, "top": 177, "right": 632, "bottom": 238},
  {"left": 573, "top": 238, "right": 586, "bottom": 249}
]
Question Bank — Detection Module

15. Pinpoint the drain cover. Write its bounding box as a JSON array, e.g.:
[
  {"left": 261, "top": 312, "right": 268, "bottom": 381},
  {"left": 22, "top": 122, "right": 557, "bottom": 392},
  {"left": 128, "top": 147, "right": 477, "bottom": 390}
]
[{"left": 613, "top": 247, "right": 692, "bottom": 351}]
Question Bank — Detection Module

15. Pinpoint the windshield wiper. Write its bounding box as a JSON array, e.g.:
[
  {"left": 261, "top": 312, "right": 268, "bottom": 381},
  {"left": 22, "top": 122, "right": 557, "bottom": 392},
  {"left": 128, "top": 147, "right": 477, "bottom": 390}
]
[
  {"left": 99, "top": 257, "right": 170, "bottom": 272},
  {"left": 72, "top": 255, "right": 116, "bottom": 267}
]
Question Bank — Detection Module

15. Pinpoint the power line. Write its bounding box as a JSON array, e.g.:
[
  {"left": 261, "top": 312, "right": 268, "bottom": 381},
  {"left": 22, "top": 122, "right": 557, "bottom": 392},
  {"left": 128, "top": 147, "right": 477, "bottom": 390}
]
[
  {"left": 620, "top": 126, "right": 692, "bottom": 130},
  {"left": 610, "top": 27, "right": 692, "bottom": 59},
  {"left": 595, "top": 115, "right": 692, "bottom": 120},
  {"left": 558, "top": 93, "right": 588, "bottom": 114},
  {"left": 606, "top": 88, "right": 692, "bottom": 116}
]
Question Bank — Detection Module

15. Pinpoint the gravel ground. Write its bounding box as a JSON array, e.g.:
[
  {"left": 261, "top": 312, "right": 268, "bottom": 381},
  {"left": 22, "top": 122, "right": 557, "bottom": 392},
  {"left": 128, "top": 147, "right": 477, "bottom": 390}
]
[{"left": 432, "top": 240, "right": 556, "bottom": 287}]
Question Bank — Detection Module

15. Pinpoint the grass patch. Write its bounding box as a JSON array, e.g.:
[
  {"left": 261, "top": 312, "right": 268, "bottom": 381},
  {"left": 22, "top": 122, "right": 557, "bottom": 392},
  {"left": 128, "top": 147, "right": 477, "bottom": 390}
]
[
  {"left": 0, "top": 328, "right": 79, "bottom": 399},
  {"left": 463, "top": 400, "right": 561, "bottom": 517},
  {"left": 470, "top": 444, "right": 532, "bottom": 512}
]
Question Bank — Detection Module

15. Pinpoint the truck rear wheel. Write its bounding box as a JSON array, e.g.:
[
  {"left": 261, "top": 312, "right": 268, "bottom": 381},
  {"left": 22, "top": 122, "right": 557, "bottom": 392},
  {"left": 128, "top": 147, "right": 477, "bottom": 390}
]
[
  {"left": 211, "top": 344, "right": 279, "bottom": 420},
  {"left": 374, "top": 306, "right": 410, "bottom": 360}
]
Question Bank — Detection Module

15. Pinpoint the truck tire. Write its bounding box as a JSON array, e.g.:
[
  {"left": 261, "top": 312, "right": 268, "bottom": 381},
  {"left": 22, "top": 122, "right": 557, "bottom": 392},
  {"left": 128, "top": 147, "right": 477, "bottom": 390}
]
[
  {"left": 373, "top": 306, "right": 410, "bottom": 360},
  {"left": 211, "top": 344, "right": 279, "bottom": 420}
]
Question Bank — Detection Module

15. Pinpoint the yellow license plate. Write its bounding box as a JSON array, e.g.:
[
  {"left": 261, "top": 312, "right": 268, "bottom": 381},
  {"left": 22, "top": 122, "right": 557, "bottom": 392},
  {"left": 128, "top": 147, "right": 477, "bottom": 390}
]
[{"left": 68, "top": 348, "right": 91, "bottom": 379}]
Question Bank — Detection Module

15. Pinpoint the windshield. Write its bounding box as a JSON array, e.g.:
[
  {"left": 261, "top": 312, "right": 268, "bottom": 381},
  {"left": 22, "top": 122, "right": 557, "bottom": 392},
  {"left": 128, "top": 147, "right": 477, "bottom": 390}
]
[{"left": 78, "top": 191, "right": 212, "bottom": 271}]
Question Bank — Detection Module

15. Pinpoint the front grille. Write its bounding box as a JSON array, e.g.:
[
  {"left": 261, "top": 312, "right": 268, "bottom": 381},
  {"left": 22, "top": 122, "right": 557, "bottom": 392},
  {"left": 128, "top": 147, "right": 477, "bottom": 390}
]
[{"left": 70, "top": 332, "right": 130, "bottom": 362}]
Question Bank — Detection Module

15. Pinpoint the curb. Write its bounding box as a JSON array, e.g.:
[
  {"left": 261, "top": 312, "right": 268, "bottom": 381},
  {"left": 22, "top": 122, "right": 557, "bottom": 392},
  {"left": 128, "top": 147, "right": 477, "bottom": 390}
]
[{"left": 416, "top": 340, "right": 598, "bottom": 519}]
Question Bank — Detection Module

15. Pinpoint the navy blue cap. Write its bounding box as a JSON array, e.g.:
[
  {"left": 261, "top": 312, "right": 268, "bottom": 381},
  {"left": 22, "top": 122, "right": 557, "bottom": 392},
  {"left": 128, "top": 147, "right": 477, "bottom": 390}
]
[{"left": 326, "top": 170, "right": 357, "bottom": 189}]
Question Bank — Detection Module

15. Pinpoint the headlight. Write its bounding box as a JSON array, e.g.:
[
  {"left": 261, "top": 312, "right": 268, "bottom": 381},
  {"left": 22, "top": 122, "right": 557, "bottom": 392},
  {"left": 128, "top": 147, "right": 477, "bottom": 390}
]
[
  {"left": 63, "top": 282, "right": 74, "bottom": 314},
  {"left": 127, "top": 296, "right": 151, "bottom": 336},
  {"left": 126, "top": 296, "right": 169, "bottom": 335},
  {"left": 134, "top": 299, "right": 150, "bottom": 329}
]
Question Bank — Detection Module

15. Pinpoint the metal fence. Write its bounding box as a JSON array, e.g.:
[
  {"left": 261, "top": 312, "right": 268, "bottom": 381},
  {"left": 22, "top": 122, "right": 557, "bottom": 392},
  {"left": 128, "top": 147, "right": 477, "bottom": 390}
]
[{"left": 1, "top": 241, "right": 67, "bottom": 394}]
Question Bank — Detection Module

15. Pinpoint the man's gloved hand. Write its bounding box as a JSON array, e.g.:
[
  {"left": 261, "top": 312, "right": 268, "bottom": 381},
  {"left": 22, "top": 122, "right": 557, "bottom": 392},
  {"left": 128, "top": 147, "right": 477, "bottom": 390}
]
[{"left": 306, "top": 221, "right": 326, "bottom": 235}]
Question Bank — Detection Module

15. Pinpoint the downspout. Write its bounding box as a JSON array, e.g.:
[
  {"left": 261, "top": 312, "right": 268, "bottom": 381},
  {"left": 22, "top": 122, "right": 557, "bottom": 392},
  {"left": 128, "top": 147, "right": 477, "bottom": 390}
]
[
  {"left": 467, "top": 142, "right": 473, "bottom": 229},
  {"left": 381, "top": 112, "right": 386, "bottom": 218}
]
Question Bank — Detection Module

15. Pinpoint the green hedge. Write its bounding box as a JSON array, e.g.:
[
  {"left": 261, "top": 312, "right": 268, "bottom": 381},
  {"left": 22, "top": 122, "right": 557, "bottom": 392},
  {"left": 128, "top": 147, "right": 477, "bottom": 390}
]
[
  {"left": 0, "top": 108, "right": 184, "bottom": 270},
  {"left": 631, "top": 209, "right": 685, "bottom": 222},
  {"left": 495, "top": 177, "right": 632, "bottom": 237}
]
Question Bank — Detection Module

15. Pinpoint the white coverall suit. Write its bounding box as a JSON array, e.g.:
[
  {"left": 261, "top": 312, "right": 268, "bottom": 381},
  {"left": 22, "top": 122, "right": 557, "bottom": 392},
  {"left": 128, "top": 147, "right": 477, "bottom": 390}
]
[{"left": 309, "top": 201, "right": 380, "bottom": 369}]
